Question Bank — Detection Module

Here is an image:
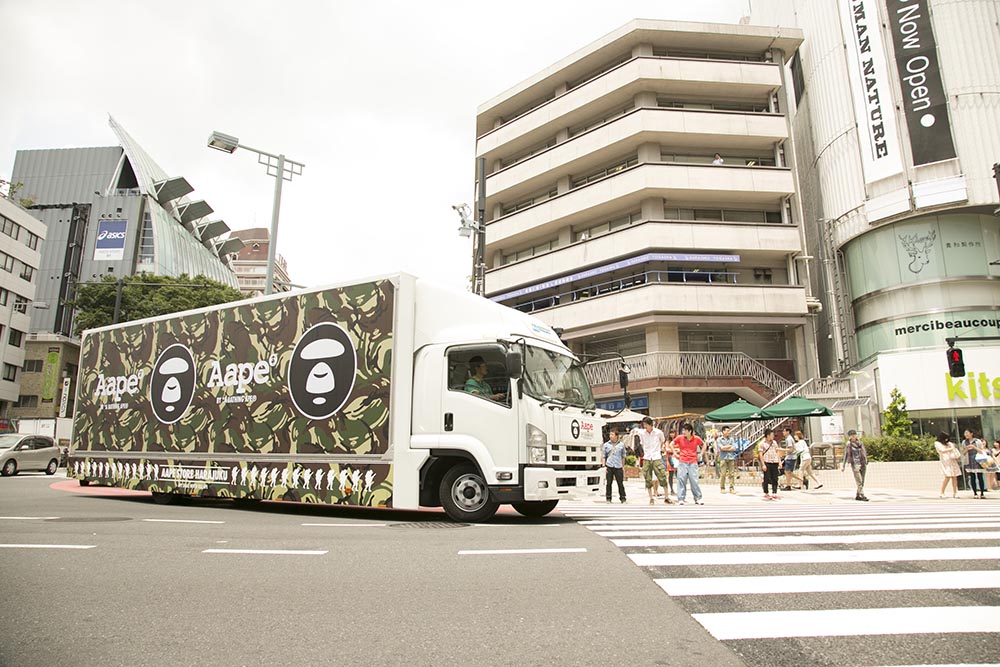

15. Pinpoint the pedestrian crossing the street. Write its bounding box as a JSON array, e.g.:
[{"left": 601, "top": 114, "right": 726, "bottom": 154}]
[{"left": 559, "top": 500, "right": 1000, "bottom": 667}]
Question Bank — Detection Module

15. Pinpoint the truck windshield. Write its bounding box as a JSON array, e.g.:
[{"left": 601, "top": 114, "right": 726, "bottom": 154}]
[{"left": 522, "top": 346, "right": 595, "bottom": 409}]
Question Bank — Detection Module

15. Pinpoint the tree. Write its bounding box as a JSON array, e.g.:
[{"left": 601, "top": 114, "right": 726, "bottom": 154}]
[
  {"left": 880, "top": 387, "right": 913, "bottom": 438},
  {"left": 72, "top": 273, "right": 244, "bottom": 335}
]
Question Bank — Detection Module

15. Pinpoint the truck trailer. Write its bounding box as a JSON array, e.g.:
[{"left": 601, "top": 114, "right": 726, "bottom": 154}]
[{"left": 69, "top": 273, "right": 610, "bottom": 521}]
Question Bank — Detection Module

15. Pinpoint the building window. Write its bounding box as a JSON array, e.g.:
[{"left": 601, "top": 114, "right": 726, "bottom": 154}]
[
  {"left": 13, "top": 395, "right": 38, "bottom": 408},
  {"left": 790, "top": 52, "right": 806, "bottom": 105},
  {"left": 500, "top": 189, "right": 558, "bottom": 217},
  {"left": 501, "top": 238, "right": 559, "bottom": 266},
  {"left": 23, "top": 359, "right": 43, "bottom": 373},
  {"left": 0, "top": 252, "right": 13, "bottom": 273},
  {"left": 138, "top": 211, "right": 155, "bottom": 264},
  {"left": 3, "top": 364, "right": 17, "bottom": 382},
  {"left": 753, "top": 267, "right": 774, "bottom": 284},
  {"left": 0, "top": 215, "right": 20, "bottom": 240},
  {"left": 664, "top": 208, "right": 783, "bottom": 224},
  {"left": 8, "top": 329, "right": 23, "bottom": 347},
  {"left": 571, "top": 156, "right": 638, "bottom": 189},
  {"left": 25, "top": 231, "right": 39, "bottom": 251},
  {"left": 18, "top": 263, "right": 33, "bottom": 282},
  {"left": 573, "top": 210, "right": 641, "bottom": 242}
]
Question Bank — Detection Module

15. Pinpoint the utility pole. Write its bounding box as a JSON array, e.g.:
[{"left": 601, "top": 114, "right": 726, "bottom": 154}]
[{"left": 474, "top": 157, "right": 487, "bottom": 297}]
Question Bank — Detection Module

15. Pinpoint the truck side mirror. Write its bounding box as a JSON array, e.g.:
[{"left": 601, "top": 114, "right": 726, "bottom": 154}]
[{"left": 506, "top": 350, "right": 522, "bottom": 379}]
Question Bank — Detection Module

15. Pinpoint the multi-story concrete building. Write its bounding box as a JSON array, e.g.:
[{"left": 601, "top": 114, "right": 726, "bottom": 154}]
[
  {"left": 10, "top": 333, "right": 78, "bottom": 421},
  {"left": 10, "top": 116, "right": 242, "bottom": 338},
  {"left": 751, "top": 1, "right": 1000, "bottom": 439},
  {"left": 0, "top": 195, "right": 46, "bottom": 418},
  {"left": 476, "top": 19, "right": 820, "bottom": 417},
  {"left": 228, "top": 227, "right": 291, "bottom": 296}
]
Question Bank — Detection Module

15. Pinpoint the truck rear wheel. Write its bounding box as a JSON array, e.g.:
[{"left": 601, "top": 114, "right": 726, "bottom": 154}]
[
  {"left": 440, "top": 463, "right": 499, "bottom": 523},
  {"left": 151, "top": 491, "right": 175, "bottom": 505},
  {"left": 512, "top": 500, "right": 559, "bottom": 518}
]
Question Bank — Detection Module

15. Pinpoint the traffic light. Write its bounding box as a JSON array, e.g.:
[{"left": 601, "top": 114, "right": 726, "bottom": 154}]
[{"left": 947, "top": 347, "right": 965, "bottom": 378}]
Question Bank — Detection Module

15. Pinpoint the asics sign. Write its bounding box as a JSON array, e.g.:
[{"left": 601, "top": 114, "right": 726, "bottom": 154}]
[{"left": 94, "top": 219, "right": 128, "bottom": 261}]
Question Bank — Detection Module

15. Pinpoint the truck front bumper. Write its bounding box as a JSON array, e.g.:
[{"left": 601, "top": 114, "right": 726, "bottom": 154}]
[{"left": 489, "top": 466, "right": 602, "bottom": 503}]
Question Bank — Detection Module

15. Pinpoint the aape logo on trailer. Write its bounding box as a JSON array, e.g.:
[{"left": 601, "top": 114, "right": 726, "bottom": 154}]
[
  {"left": 287, "top": 323, "right": 357, "bottom": 419},
  {"left": 149, "top": 344, "right": 196, "bottom": 424},
  {"left": 94, "top": 371, "right": 145, "bottom": 402}
]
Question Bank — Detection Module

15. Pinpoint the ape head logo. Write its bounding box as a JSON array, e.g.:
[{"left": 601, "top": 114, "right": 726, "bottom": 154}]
[
  {"left": 150, "top": 344, "right": 196, "bottom": 424},
  {"left": 571, "top": 420, "right": 581, "bottom": 439},
  {"left": 288, "top": 323, "right": 357, "bottom": 419}
]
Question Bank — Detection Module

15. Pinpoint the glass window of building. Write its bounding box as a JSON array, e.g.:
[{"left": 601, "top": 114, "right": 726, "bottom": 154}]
[{"left": 3, "top": 364, "right": 17, "bottom": 382}]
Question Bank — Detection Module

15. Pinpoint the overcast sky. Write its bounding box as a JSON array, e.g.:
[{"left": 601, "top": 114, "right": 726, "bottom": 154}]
[{"left": 0, "top": 0, "right": 749, "bottom": 291}]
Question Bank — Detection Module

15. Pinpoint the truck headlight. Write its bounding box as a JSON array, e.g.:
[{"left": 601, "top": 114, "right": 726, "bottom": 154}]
[{"left": 527, "top": 423, "right": 547, "bottom": 464}]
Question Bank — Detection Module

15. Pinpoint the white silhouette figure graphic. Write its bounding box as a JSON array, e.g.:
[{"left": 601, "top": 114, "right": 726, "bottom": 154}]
[
  {"left": 338, "top": 469, "right": 350, "bottom": 493},
  {"left": 314, "top": 469, "right": 324, "bottom": 490},
  {"left": 350, "top": 470, "right": 361, "bottom": 494},
  {"left": 291, "top": 468, "right": 301, "bottom": 488},
  {"left": 364, "top": 470, "right": 375, "bottom": 492},
  {"left": 302, "top": 469, "right": 313, "bottom": 489}
]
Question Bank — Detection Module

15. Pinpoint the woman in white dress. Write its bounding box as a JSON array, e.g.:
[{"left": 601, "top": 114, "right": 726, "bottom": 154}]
[{"left": 934, "top": 431, "right": 961, "bottom": 499}]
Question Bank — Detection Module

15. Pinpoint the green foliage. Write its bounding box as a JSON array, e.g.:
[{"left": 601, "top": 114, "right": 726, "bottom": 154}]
[
  {"left": 72, "top": 273, "right": 244, "bottom": 335},
  {"left": 862, "top": 435, "right": 937, "bottom": 462},
  {"left": 624, "top": 455, "right": 638, "bottom": 468},
  {"left": 881, "top": 387, "right": 913, "bottom": 437}
]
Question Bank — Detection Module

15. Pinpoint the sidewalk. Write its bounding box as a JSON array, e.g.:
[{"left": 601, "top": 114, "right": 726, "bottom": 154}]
[{"left": 597, "top": 461, "right": 997, "bottom": 505}]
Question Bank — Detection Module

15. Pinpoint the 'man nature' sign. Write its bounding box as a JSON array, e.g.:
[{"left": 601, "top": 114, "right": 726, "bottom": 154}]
[{"left": 842, "top": 0, "right": 904, "bottom": 184}]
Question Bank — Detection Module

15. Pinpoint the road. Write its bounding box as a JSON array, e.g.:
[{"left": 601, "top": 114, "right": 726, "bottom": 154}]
[
  {"left": 561, "top": 494, "right": 1000, "bottom": 667},
  {"left": 0, "top": 473, "right": 739, "bottom": 667}
]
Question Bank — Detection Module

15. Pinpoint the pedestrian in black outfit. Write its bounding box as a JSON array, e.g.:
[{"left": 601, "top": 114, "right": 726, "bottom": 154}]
[{"left": 602, "top": 427, "right": 627, "bottom": 504}]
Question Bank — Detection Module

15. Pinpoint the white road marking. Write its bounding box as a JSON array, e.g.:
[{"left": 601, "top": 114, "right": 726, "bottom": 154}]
[
  {"left": 692, "top": 606, "right": 1000, "bottom": 640},
  {"left": 0, "top": 516, "right": 59, "bottom": 520},
  {"left": 596, "top": 520, "right": 1000, "bottom": 537},
  {"left": 301, "top": 523, "right": 387, "bottom": 527},
  {"left": 202, "top": 549, "right": 327, "bottom": 555},
  {"left": 580, "top": 513, "right": 1000, "bottom": 528},
  {"left": 0, "top": 543, "right": 96, "bottom": 549},
  {"left": 583, "top": 517, "right": 1000, "bottom": 531},
  {"left": 614, "top": 530, "right": 1000, "bottom": 547},
  {"left": 458, "top": 548, "right": 587, "bottom": 555},
  {"left": 143, "top": 518, "right": 225, "bottom": 524},
  {"left": 656, "top": 570, "right": 1000, "bottom": 596},
  {"left": 629, "top": 546, "right": 1000, "bottom": 567}
]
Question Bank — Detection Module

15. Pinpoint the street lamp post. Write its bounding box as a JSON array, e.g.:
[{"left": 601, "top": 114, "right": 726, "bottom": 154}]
[{"left": 207, "top": 131, "right": 304, "bottom": 296}]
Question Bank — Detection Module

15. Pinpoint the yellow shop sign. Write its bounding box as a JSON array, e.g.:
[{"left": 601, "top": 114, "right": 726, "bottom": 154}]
[{"left": 945, "top": 372, "right": 1000, "bottom": 401}]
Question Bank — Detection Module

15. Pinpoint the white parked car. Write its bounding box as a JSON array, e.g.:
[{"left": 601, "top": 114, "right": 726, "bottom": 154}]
[{"left": 0, "top": 434, "right": 60, "bottom": 476}]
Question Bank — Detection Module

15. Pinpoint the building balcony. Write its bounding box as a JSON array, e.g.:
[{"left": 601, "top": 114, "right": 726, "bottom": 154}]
[
  {"left": 483, "top": 107, "right": 789, "bottom": 201},
  {"left": 487, "top": 162, "right": 794, "bottom": 248},
  {"left": 498, "top": 277, "right": 808, "bottom": 334},
  {"left": 585, "top": 351, "right": 795, "bottom": 404},
  {"left": 486, "top": 219, "right": 801, "bottom": 295},
  {"left": 477, "top": 56, "right": 784, "bottom": 158}
]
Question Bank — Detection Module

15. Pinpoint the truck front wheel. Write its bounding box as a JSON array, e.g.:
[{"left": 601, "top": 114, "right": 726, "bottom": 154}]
[
  {"left": 440, "top": 464, "right": 499, "bottom": 523},
  {"left": 512, "top": 500, "right": 559, "bottom": 518}
]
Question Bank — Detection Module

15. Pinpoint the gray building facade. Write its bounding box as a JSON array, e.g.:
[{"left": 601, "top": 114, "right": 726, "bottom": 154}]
[{"left": 11, "top": 116, "right": 242, "bottom": 336}]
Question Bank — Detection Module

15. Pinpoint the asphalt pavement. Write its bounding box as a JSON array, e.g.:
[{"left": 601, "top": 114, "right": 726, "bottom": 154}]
[{"left": 0, "top": 472, "right": 744, "bottom": 667}]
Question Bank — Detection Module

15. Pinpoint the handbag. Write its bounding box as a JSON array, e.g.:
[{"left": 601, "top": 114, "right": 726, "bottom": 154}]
[{"left": 976, "top": 452, "right": 991, "bottom": 468}]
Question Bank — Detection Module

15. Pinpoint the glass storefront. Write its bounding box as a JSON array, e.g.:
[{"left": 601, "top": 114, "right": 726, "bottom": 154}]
[{"left": 844, "top": 213, "right": 1000, "bottom": 360}]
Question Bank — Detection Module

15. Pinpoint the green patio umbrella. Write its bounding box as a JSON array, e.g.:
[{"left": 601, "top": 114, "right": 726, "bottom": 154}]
[
  {"left": 762, "top": 396, "right": 834, "bottom": 418},
  {"left": 704, "top": 399, "right": 767, "bottom": 422}
]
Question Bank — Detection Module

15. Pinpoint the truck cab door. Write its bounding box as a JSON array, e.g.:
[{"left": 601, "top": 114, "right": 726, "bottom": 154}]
[{"left": 441, "top": 345, "right": 519, "bottom": 477}]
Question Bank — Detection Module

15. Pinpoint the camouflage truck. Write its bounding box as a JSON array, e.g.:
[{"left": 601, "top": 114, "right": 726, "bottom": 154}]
[{"left": 69, "top": 273, "right": 613, "bottom": 521}]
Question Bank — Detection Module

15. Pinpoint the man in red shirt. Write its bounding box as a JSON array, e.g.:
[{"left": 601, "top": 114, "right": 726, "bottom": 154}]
[{"left": 672, "top": 423, "right": 704, "bottom": 505}]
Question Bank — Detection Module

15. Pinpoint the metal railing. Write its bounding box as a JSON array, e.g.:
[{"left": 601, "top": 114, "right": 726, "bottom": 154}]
[
  {"left": 511, "top": 269, "right": 746, "bottom": 314},
  {"left": 585, "top": 351, "right": 794, "bottom": 397}
]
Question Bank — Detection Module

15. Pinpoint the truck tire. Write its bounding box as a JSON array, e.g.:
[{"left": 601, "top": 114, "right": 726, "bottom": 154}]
[
  {"left": 151, "top": 491, "right": 175, "bottom": 505},
  {"left": 512, "top": 500, "right": 559, "bottom": 518},
  {"left": 439, "top": 463, "right": 499, "bottom": 523}
]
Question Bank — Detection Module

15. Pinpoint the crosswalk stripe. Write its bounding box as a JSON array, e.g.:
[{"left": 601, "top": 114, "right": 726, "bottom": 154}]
[
  {"left": 656, "top": 570, "right": 1000, "bottom": 596},
  {"left": 613, "top": 530, "right": 1000, "bottom": 547},
  {"left": 580, "top": 516, "right": 1000, "bottom": 530},
  {"left": 692, "top": 606, "right": 1000, "bottom": 640},
  {"left": 576, "top": 511, "right": 1000, "bottom": 526},
  {"left": 595, "top": 520, "right": 1000, "bottom": 537},
  {"left": 629, "top": 546, "right": 1000, "bottom": 567}
]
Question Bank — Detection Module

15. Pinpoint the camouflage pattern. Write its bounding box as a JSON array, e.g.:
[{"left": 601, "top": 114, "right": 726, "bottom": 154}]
[{"left": 70, "top": 279, "right": 395, "bottom": 507}]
